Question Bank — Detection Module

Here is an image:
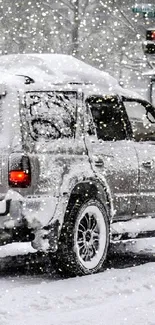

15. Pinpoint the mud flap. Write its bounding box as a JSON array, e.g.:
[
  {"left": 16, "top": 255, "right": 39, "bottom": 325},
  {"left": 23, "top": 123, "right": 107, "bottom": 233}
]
[{"left": 31, "top": 220, "right": 60, "bottom": 252}]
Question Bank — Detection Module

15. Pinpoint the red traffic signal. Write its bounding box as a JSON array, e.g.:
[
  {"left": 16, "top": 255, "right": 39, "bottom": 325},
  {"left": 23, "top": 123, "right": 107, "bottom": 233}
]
[
  {"left": 143, "top": 29, "right": 155, "bottom": 54},
  {"left": 151, "top": 31, "right": 155, "bottom": 41},
  {"left": 146, "top": 29, "right": 155, "bottom": 41}
]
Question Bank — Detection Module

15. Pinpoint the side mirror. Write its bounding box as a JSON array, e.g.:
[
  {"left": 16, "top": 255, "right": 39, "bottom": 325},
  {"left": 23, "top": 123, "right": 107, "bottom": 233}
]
[{"left": 147, "top": 112, "right": 155, "bottom": 123}]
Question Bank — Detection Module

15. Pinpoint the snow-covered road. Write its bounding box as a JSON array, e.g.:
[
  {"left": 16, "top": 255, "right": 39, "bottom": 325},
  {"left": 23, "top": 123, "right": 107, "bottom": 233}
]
[{"left": 0, "top": 240, "right": 155, "bottom": 325}]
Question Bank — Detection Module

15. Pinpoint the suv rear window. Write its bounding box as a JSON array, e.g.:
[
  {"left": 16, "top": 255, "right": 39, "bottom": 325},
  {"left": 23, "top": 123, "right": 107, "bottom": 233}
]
[{"left": 25, "top": 91, "right": 77, "bottom": 140}]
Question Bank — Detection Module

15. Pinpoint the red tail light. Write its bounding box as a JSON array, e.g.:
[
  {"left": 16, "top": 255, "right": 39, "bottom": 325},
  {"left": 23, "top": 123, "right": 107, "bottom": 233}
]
[
  {"left": 9, "top": 170, "right": 31, "bottom": 187},
  {"left": 9, "top": 155, "right": 31, "bottom": 188}
]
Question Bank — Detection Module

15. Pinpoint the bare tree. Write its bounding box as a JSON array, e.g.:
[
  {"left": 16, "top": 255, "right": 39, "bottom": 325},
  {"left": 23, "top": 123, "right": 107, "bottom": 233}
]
[{"left": 0, "top": 0, "right": 154, "bottom": 88}]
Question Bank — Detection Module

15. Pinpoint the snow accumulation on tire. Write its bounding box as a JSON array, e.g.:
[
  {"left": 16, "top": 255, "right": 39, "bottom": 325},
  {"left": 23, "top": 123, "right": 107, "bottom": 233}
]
[{"left": 55, "top": 199, "right": 110, "bottom": 276}]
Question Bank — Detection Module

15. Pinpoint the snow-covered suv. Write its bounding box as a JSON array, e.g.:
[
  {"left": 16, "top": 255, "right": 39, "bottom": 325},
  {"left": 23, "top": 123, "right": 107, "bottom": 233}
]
[{"left": 1, "top": 54, "right": 155, "bottom": 276}]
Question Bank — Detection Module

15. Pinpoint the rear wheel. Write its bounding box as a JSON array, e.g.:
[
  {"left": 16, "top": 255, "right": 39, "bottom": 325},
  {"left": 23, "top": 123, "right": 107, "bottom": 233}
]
[{"left": 55, "top": 199, "right": 110, "bottom": 276}]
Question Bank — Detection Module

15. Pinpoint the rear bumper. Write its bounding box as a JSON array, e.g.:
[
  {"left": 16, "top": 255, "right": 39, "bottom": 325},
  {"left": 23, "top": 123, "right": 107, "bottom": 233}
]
[
  {"left": 0, "top": 199, "right": 34, "bottom": 245},
  {"left": 0, "top": 192, "right": 60, "bottom": 251},
  {"left": 0, "top": 199, "right": 11, "bottom": 216},
  {"left": 0, "top": 190, "right": 58, "bottom": 229},
  {"left": 0, "top": 199, "right": 22, "bottom": 229}
]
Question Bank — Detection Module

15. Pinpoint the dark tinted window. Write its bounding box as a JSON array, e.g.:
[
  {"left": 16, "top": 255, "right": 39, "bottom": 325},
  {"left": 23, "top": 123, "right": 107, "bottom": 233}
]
[
  {"left": 86, "top": 96, "right": 126, "bottom": 141},
  {"left": 25, "top": 91, "right": 77, "bottom": 140},
  {"left": 123, "top": 100, "right": 155, "bottom": 141}
]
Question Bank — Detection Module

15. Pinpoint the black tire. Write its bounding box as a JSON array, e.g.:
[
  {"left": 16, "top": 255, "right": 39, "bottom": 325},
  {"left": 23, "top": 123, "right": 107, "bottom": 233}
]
[{"left": 54, "top": 198, "right": 110, "bottom": 276}]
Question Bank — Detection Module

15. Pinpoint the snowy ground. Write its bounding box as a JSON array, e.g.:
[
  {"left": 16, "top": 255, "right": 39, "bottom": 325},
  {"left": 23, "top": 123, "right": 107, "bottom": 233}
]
[{"left": 0, "top": 239, "right": 155, "bottom": 325}]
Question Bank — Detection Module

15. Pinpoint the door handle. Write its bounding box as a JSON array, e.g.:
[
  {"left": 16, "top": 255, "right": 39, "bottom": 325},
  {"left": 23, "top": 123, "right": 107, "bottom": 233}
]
[
  {"left": 94, "top": 158, "right": 104, "bottom": 167},
  {"left": 142, "top": 161, "right": 152, "bottom": 168}
]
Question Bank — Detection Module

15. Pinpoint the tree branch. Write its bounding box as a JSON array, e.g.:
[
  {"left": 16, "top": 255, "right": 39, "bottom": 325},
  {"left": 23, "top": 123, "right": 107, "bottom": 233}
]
[{"left": 42, "top": 1, "right": 72, "bottom": 24}]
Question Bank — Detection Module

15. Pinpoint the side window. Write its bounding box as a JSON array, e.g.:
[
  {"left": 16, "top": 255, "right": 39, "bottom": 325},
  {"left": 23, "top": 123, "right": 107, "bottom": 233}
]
[
  {"left": 123, "top": 100, "right": 155, "bottom": 141},
  {"left": 25, "top": 91, "right": 77, "bottom": 140},
  {"left": 86, "top": 96, "right": 126, "bottom": 141}
]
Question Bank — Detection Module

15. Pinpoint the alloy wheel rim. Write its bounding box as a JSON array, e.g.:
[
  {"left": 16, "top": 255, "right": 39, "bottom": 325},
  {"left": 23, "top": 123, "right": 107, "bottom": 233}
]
[{"left": 74, "top": 204, "right": 107, "bottom": 270}]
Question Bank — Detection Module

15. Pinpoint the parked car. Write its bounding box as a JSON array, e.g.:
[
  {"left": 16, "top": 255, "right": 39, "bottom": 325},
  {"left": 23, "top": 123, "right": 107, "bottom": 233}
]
[{"left": 0, "top": 54, "right": 155, "bottom": 276}]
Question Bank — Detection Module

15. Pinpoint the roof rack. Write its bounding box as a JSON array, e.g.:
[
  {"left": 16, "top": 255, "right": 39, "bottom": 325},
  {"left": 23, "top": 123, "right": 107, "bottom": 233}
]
[{"left": 68, "top": 82, "right": 92, "bottom": 85}]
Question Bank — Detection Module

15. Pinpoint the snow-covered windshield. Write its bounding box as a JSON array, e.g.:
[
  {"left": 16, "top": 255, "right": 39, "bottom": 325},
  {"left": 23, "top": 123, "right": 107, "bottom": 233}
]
[{"left": 25, "top": 91, "right": 77, "bottom": 140}]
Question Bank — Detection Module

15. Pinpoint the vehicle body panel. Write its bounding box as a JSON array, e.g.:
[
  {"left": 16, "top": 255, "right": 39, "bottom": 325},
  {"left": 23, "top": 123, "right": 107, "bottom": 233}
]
[
  {"left": 85, "top": 137, "right": 139, "bottom": 219},
  {"left": 134, "top": 141, "right": 155, "bottom": 215}
]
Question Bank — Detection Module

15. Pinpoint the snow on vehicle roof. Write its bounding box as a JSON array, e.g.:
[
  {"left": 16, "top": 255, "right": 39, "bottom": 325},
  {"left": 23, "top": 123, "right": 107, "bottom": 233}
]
[
  {"left": 0, "top": 54, "right": 146, "bottom": 101},
  {"left": 0, "top": 53, "right": 119, "bottom": 88},
  {"left": 117, "top": 87, "right": 145, "bottom": 101}
]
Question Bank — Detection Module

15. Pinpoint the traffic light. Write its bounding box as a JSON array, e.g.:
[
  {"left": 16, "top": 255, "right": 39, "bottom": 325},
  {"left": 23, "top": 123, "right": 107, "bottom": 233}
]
[
  {"left": 143, "top": 28, "right": 155, "bottom": 54},
  {"left": 146, "top": 29, "right": 155, "bottom": 41}
]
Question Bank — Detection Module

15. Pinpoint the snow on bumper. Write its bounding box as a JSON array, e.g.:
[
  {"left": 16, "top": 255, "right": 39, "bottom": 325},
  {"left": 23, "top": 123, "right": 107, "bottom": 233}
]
[
  {"left": 0, "top": 190, "right": 67, "bottom": 252},
  {"left": 1, "top": 190, "right": 58, "bottom": 228}
]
